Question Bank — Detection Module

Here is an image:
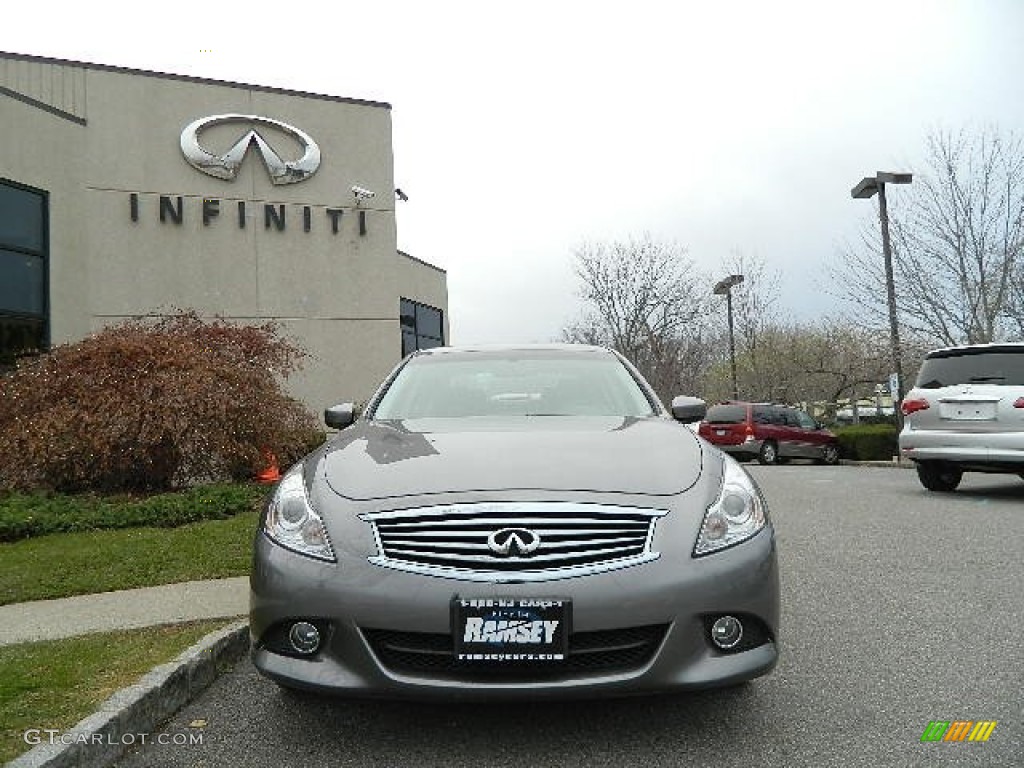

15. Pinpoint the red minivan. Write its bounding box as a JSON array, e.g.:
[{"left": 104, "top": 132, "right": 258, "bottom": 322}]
[{"left": 698, "top": 401, "right": 840, "bottom": 465}]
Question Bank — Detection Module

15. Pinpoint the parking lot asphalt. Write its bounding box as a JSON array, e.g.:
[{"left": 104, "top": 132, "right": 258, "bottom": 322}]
[{"left": 114, "top": 466, "right": 1023, "bottom": 768}]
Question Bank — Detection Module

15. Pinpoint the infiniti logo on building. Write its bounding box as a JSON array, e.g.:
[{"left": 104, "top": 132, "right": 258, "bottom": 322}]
[
  {"left": 180, "top": 114, "right": 321, "bottom": 185},
  {"left": 487, "top": 528, "right": 541, "bottom": 557}
]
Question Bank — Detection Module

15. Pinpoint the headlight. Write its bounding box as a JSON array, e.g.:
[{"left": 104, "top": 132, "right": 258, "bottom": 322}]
[
  {"left": 694, "top": 458, "right": 767, "bottom": 556},
  {"left": 263, "top": 465, "right": 336, "bottom": 562}
]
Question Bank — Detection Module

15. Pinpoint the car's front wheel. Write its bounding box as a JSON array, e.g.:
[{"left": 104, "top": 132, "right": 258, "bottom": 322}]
[
  {"left": 916, "top": 462, "right": 963, "bottom": 492},
  {"left": 758, "top": 441, "right": 779, "bottom": 465}
]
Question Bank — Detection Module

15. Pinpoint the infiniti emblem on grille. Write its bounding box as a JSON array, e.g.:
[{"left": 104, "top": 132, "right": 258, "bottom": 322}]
[{"left": 487, "top": 528, "right": 541, "bottom": 557}]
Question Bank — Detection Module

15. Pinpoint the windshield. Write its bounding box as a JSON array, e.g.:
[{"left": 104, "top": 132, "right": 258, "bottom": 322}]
[
  {"left": 916, "top": 349, "right": 1024, "bottom": 388},
  {"left": 372, "top": 351, "right": 657, "bottom": 419}
]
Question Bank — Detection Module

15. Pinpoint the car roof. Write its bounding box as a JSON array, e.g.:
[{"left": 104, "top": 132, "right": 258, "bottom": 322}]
[
  {"left": 925, "top": 341, "right": 1024, "bottom": 358},
  {"left": 413, "top": 343, "right": 612, "bottom": 357}
]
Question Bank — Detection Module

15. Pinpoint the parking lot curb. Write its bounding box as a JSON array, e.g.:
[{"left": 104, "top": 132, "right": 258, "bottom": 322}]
[
  {"left": 840, "top": 459, "right": 912, "bottom": 469},
  {"left": 7, "top": 619, "right": 249, "bottom": 768}
]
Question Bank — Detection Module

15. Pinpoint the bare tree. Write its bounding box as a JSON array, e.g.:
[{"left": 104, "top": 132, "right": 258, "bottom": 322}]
[
  {"left": 1005, "top": 210, "right": 1024, "bottom": 338},
  {"left": 562, "top": 235, "right": 715, "bottom": 402},
  {"left": 796, "top": 320, "right": 913, "bottom": 404},
  {"left": 701, "top": 317, "right": 921, "bottom": 416},
  {"left": 566, "top": 239, "right": 922, "bottom": 413},
  {"left": 835, "top": 126, "right": 1024, "bottom": 345}
]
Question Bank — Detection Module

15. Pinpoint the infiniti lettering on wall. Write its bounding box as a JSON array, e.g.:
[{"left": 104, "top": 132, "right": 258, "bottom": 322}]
[
  {"left": 127, "top": 114, "right": 368, "bottom": 235},
  {"left": 128, "top": 194, "right": 368, "bottom": 235}
]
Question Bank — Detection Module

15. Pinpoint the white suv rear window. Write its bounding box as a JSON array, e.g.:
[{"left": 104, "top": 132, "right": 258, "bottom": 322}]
[{"left": 916, "top": 349, "right": 1024, "bottom": 388}]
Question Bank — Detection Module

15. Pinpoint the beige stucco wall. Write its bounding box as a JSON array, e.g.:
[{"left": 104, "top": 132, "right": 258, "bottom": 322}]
[
  {"left": 0, "top": 78, "right": 90, "bottom": 345},
  {"left": 1, "top": 54, "right": 447, "bottom": 414}
]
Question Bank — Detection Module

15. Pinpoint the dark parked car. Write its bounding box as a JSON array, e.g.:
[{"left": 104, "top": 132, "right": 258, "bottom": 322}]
[
  {"left": 250, "top": 345, "right": 779, "bottom": 699},
  {"left": 900, "top": 342, "right": 1024, "bottom": 491},
  {"left": 698, "top": 401, "right": 840, "bottom": 465}
]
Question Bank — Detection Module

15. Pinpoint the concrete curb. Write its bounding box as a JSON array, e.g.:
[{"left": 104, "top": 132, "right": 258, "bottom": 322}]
[
  {"left": 7, "top": 620, "right": 249, "bottom": 768},
  {"left": 840, "top": 459, "right": 912, "bottom": 469}
]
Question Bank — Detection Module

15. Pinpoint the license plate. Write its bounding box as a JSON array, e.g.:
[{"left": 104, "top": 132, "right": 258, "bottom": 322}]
[
  {"left": 939, "top": 402, "right": 997, "bottom": 421},
  {"left": 715, "top": 429, "right": 727, "bottom": 436},
  {"left": 453, "top": 597, "right": 570, "bottom": 662}
]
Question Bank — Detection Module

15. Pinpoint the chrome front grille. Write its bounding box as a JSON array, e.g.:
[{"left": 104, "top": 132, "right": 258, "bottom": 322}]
[{"left": 359, "top": 502, "right": 667, "bottom": 582}]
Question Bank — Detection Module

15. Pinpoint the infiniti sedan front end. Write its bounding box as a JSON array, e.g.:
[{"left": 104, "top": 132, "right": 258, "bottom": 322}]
[{"left": 250, "top": 345, "right": 779, "bottom": 698}]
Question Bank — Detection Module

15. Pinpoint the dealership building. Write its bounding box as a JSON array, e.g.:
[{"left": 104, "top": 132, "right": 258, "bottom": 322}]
[{"left": 0, "top": 51, "right": 447, "bottom": 412}]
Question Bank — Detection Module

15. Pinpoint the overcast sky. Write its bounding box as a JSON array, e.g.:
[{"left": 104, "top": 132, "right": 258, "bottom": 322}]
[{"left": 4, "top": 1, "right": 1023, "bottom": 344}]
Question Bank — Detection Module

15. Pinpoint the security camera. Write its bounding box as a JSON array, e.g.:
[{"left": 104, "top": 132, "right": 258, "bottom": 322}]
[
  {"left": 351, "top": 185, "right": 375, "bottom": 200},
  {"left": 395, "top": 187, "right": 409, "bottom": 202}
]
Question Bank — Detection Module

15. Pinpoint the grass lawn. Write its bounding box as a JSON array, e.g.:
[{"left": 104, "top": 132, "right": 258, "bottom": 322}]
[
  {"left": 0, "top": 483, "right": 268, "bottom": 542},
  {"left": 0, "top": 511, "right": 258, "bottom": 606},
  {"left": 0, "top": 620, "right": 231, "bottom": 765}
]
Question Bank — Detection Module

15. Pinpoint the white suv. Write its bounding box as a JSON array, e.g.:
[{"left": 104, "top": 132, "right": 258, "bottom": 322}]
[{"left": 900, "top": 342, "right": 1024, "bottom": 491}]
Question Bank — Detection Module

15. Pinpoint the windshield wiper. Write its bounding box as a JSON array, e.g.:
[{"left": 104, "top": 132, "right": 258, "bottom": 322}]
[{"left": 967, "top": 376, "right": 1006, "bottom": 382}]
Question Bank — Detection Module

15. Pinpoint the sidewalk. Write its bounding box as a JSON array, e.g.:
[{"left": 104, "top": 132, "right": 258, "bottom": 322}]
[{"left": 0, "top": 577, "right": 249, "bottom": 646}]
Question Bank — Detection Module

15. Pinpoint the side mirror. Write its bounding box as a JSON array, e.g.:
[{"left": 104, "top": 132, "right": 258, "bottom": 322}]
[
  {"left": 324, "top": 402, "right": 356, "bottom": 430},
  {"left": 670, "top": 396, "right": 707, "bottom": 424}
]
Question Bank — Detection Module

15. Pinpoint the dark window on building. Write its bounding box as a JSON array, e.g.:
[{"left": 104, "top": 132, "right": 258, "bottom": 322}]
[
  {"left": 0, "top": 179, "right": 47, "bottom": 367},
  {"left": 400, "top": 298, "right": 444, "bottom": 356}
]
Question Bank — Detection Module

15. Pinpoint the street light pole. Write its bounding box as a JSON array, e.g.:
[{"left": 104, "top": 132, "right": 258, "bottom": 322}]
[
  {"left": 851, "top": 171, "right": 912, "bottom": 430},
  {"left": 876, "top": 182, "right": 905, "bottom": 427},
  {"left": 714, "top": 274, "right": 744, "bottom": 401}
]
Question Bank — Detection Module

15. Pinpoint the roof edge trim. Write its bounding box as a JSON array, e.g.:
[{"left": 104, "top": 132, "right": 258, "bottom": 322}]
[
  {"left": 398, "top": 249, "right": 447, "bottom": 274},
  {"left": 0, "top": 50, "right": 391, "bottom": 110}
]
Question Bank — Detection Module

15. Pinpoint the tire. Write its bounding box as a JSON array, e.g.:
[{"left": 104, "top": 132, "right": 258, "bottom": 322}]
[
  {"left": 757, "top": 441, "right": 779, "bottom": 465},
  {"left": 818, "top": 443, "right": 840, "bottom": 466},
  {"left": 916, "top": 462, "right": 963, "bottom": 492}
]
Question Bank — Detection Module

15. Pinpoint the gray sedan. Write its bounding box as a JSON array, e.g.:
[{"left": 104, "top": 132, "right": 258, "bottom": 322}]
[{"left": 250, "top": 345, "right": 779, "bottom": 698}]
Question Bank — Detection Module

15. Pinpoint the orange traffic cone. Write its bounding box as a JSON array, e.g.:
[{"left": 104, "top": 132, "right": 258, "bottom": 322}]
[{"left": 255, "top": 448, "right": 281, "bottom": 484}]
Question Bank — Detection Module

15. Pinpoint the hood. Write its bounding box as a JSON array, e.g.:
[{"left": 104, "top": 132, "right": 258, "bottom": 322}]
[{"left": 321, "top": 416, "right": 704, "bottom": 501}]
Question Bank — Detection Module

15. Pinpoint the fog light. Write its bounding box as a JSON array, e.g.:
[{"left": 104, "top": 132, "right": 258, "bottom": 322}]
[
  {"left": 288, "top": 621, "right": 321, "bottom": 654},
  {"left": 710, "top": 615, "right": 743, "bottom": 650}
]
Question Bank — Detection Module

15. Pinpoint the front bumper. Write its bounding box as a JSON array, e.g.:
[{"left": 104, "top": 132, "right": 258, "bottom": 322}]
[{"left": 250, "top": 526, "right": 779, "bottom": 699}]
